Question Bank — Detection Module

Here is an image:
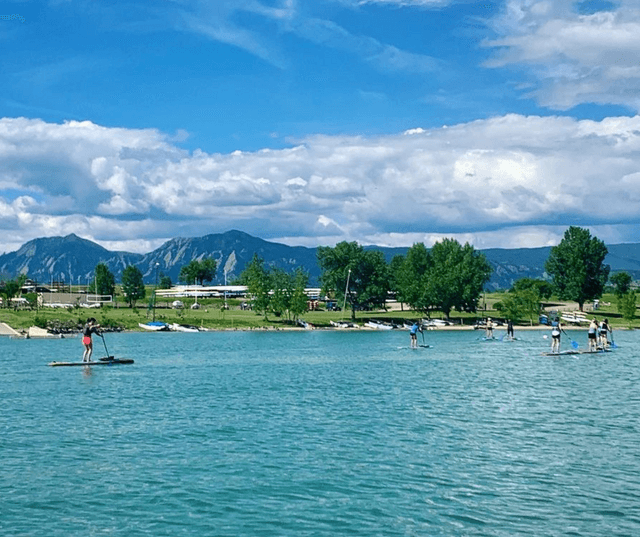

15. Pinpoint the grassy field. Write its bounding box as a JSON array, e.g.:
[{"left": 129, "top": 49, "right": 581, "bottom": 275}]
[{"left": 0, "top": 292, "right": 637, "bottom": 332}]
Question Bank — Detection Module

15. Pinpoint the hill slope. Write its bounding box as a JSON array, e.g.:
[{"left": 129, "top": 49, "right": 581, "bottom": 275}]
[{"left": 1, "top": 231, "right": 639, "bottom": 289}]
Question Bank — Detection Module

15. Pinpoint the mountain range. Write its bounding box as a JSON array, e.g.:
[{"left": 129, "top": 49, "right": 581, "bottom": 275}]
[{"left": 1, "top": 230, "right": 639, "bottom": 290}]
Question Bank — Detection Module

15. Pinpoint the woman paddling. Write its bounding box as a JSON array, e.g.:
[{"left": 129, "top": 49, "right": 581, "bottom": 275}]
[
  {"left": 82, "top": 317, "right": 101, "bottom": 362},
  {"left": 551, "top": 318, "right": 562, "bottom": 354}
]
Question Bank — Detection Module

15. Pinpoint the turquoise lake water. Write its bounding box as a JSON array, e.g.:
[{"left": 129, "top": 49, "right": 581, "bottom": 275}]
[{"left": 2, "top": 329, "right": 640, "bottom": 536}]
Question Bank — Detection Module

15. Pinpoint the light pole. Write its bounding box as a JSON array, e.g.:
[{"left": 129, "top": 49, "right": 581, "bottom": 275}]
[{"left": 153, "top": 262, "right": 160, "bottom": 321}]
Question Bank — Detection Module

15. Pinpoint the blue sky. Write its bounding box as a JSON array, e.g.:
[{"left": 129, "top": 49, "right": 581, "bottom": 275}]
[{"left": 1, "top": 0, "right": 640, "bottom": 255}]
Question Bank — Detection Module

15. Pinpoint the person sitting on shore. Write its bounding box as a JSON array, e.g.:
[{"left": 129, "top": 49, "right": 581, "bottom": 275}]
[{"left": 82, "top": 318, "right": 101, "bottom": 362}]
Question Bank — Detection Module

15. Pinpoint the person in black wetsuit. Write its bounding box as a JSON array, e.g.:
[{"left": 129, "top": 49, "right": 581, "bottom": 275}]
[
  {"left": 506, "top": 319, "right": 514, "bottom": 340},
  {"left": 82, "top": 317, "right": 101, "bottom": 362}
]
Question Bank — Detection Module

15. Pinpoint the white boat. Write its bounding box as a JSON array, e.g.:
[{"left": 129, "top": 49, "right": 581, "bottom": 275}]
[
  {"left": 422, "top": 319, "right": 451, "bottom": 328},
  {"left": 138, "top": 321, "right": 170, "bottom": 331},
  {"left": 365, "top": 320, "right": 394, "bottom": 330},
  {"left": 330, "top": 320, "right": 359, "bottom": 329},
  {"left": 297, "top": 319, "right": 314, "bottom": 330},
  {"left": 169, "top": 323, "right": 200, "bottom": 333},
  {"left": 561, "top": 312, "right": 589, "bottom": 325}
]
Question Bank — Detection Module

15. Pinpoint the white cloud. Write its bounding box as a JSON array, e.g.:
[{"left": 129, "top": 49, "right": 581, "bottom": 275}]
[
  {"left": 3, "top": 114, "right": 640, "bottom": 254},
  {"left": 484, "top": 2, "right": 640, "bottom": 110}
]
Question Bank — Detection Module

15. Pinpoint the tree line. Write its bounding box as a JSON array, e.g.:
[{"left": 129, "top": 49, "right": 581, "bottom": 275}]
[{"left": 0, "top": 227, "right": 637, "bottom": 324}]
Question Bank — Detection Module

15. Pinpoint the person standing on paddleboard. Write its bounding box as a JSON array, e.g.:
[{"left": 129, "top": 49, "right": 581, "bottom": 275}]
[
  {"left": 485, "top": 317, "right": 494, "bottom": 339},
  {"left": 82, "top": 318, "right": 101, "bottom": 362},
  {"left": 551, "top": 318, "right": 561, "bottom": 354},
  {"left": 410, "top": 321, "right": 422, "bottom": 348},
  {"left": 506, "top": 319, "right": 514, "bottom": 340},
  {"left": 588, "top": 318, "right": 598, "bottom": 352},
  {"left": 599, "top": 318, "right": 611, "bottom": 349}
]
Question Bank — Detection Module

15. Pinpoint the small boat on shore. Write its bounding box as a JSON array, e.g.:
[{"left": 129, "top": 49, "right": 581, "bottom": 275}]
[
  {"left": 365, "top": 320, "right": 394, "bottom": 330},
  {"left": 138, "top": 321, "right": 170, "bottom": 331},
  {"left": 169, "top": 323, "right": 200, "bottom": 333}
]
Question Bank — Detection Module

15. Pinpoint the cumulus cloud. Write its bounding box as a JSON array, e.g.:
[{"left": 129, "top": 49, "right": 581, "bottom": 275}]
[
  {"left": 2, "top": 114, "right": 640, "bottom": 254},
  {"left": 484, "top": 1, "right": 640, "bottom": 111}
]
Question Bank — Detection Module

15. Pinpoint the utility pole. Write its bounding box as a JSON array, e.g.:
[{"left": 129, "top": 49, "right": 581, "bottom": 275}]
[{"left": 153, "top": 262, "right": 160, "bottom": 321}]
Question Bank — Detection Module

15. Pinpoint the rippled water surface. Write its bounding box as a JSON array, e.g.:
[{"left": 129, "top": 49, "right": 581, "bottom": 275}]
[{"left": 2, "top": 329, "right": 640, "bottom": 536}]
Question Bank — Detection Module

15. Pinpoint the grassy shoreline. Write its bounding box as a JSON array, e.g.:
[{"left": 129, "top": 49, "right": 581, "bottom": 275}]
[{"left": 1, "top": 293, "right": 637, "bottom": 333}]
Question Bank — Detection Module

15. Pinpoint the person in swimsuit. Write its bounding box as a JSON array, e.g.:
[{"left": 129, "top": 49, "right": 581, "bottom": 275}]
[
  {"left": 588, "top": 318, "right": 598, "bottom": 352},
  {"left": 551, "top": 318, "right": 561, "bottom": 354},
  {"left": 82, "top": 317, "right": 101, "bottom": 362},
  {"left": 485, "top": 317, "right": 494, "bottom": 339},
  {"left": 410, "top": 321, "right": 422, "bottom": 348},
  {"left": 599, "top": 318, "right": 610, "bottom": 349}
]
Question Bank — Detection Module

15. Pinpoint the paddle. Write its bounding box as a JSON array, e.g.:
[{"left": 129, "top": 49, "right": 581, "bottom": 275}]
[
  {"left": 610, "top": 329, "right": 618, "bottom": 349},
  {"left": 99, "top": 333, "right": 114, "bottom": 361},
  {"left": 561, "top": 328, "right": 579, "bottom": 349}
]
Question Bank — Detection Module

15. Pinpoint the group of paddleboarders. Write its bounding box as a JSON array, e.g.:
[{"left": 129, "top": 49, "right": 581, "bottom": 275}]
[
  {"left": 82, "top": 317, "right": 101, "bottom": 362},
  {"left": 550, "top": 316, "right": 612, "bottom": 354}
]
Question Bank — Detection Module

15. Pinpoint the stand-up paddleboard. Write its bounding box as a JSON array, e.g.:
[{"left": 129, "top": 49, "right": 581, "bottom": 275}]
[
  {"left": 542, "top": 348, "right": 612, "bottom": 356},
  {"left": 48, "top": 358, "right": 134, "bottom": 367}
]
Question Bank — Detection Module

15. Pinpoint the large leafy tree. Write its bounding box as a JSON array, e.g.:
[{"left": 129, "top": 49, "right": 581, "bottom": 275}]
[
  {"left": 121, "top": 265, "right": 146, "bottom": 308},
  {"left": 269, "top": 266, "right": 310, "bottom": 321},
  {"left": 91, "top": 263, "right": 116, "bottom": 297},
  {"left": 511, "top": 278, "right": 553, "bottom": 300},
  {"left": 396, "top": 243, "right": 432, "bottom": 313},
  {"left": 317, "top": 241, "right": 390, "bottom": 321},
  {"left": 179, "top": 258, "right": 217, "bottom": 285},
  {"left": 0, "top": 274, "right": 26, "bottom": 308},
  {"left": 545, "top": 226, "right": 610, "bottom": 311},
  {"left": 618, "top": 290, "right": 637, "bottom": 325},
  {"left": 610, "top": 272, "right": 632, "bottom": 299},
  {"left": 241, "top": 254, "right": 272, "bottom": 320},
  {"left": 423, "top": 239, "right": 493, "bottom": 319}
]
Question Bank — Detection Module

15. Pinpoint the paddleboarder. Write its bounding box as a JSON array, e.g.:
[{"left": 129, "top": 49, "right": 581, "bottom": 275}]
[
  {"left": 599, "top": 318, "right": 611, "bottom": 349},
  {"left": 506, "top": 319, "right": 514, "bottom": 340},
  {"left": 551, "top": 318, "right": 561, "bottom": 354},
  {"left": 410, "top": 321, "right": 422, "bottom": 349},
  {"left": 82, "top": 317, "right": 101, "bottom": 362},
  {"left": 485, "top": 317, "right": 494, "bottom": 339},
  {"left": 588, "top": 318, "right": 598, "bottom": 352}
]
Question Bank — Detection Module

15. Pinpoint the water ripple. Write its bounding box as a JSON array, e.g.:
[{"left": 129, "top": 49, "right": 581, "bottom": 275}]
[{"left": 2, "top": 330, "right": 640, "bottom": 536}]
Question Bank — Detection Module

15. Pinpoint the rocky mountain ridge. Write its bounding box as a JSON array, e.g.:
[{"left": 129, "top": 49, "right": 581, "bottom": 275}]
[{"left": 1, "top": 230, "right": 639, "bottom": 290}]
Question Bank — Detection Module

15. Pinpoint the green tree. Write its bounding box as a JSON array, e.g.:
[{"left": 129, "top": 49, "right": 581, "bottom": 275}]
[
  {"left": 1, "top": 274, "right": 26, "bottom": 308},
  {"left": 610, "top": 272, "right": 632, "bottom": 299},
  {"left": 511, "top": 278, "right": 553, "bottom": 300},
  {"left": 396, "top": 243, "right": 432, "bottom": 314},
  {"left": 317, "top": 241, "right": 390, "bottom": 321},
  {"left": 498, "top": 288, "right": 542, "bottom": 325},
  {"left": 289, "top": 268, "right": 310, "bottom": 321},
  {"left": 545, "top": 227, "right": 610, "bottom": 311},
  {"left": 179, "top": 258, "right": 217, "bottom": 285},
  {"left": 618, "top": 290, "right": 637, "bottom": 325},
  {"left": 158, "top": 273, "right": 173, "bottom": 290},
  {"left": 423, "top": 239, "right": 493, "bottom": 319},
  {"left": 121, "top": 265, "right": 146, "bottom": 308},
  {"left": 269, "top": 267, "right": 290, "bottom": 318},
  {"left": 241, "top": 254, "right": 272, "bottom": 320},
  {"left": 388, "top": 254, "right": 407, "bottom": 308},
  {"left": 91, "top": 263, "right": 116, "bottom": 297}
]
